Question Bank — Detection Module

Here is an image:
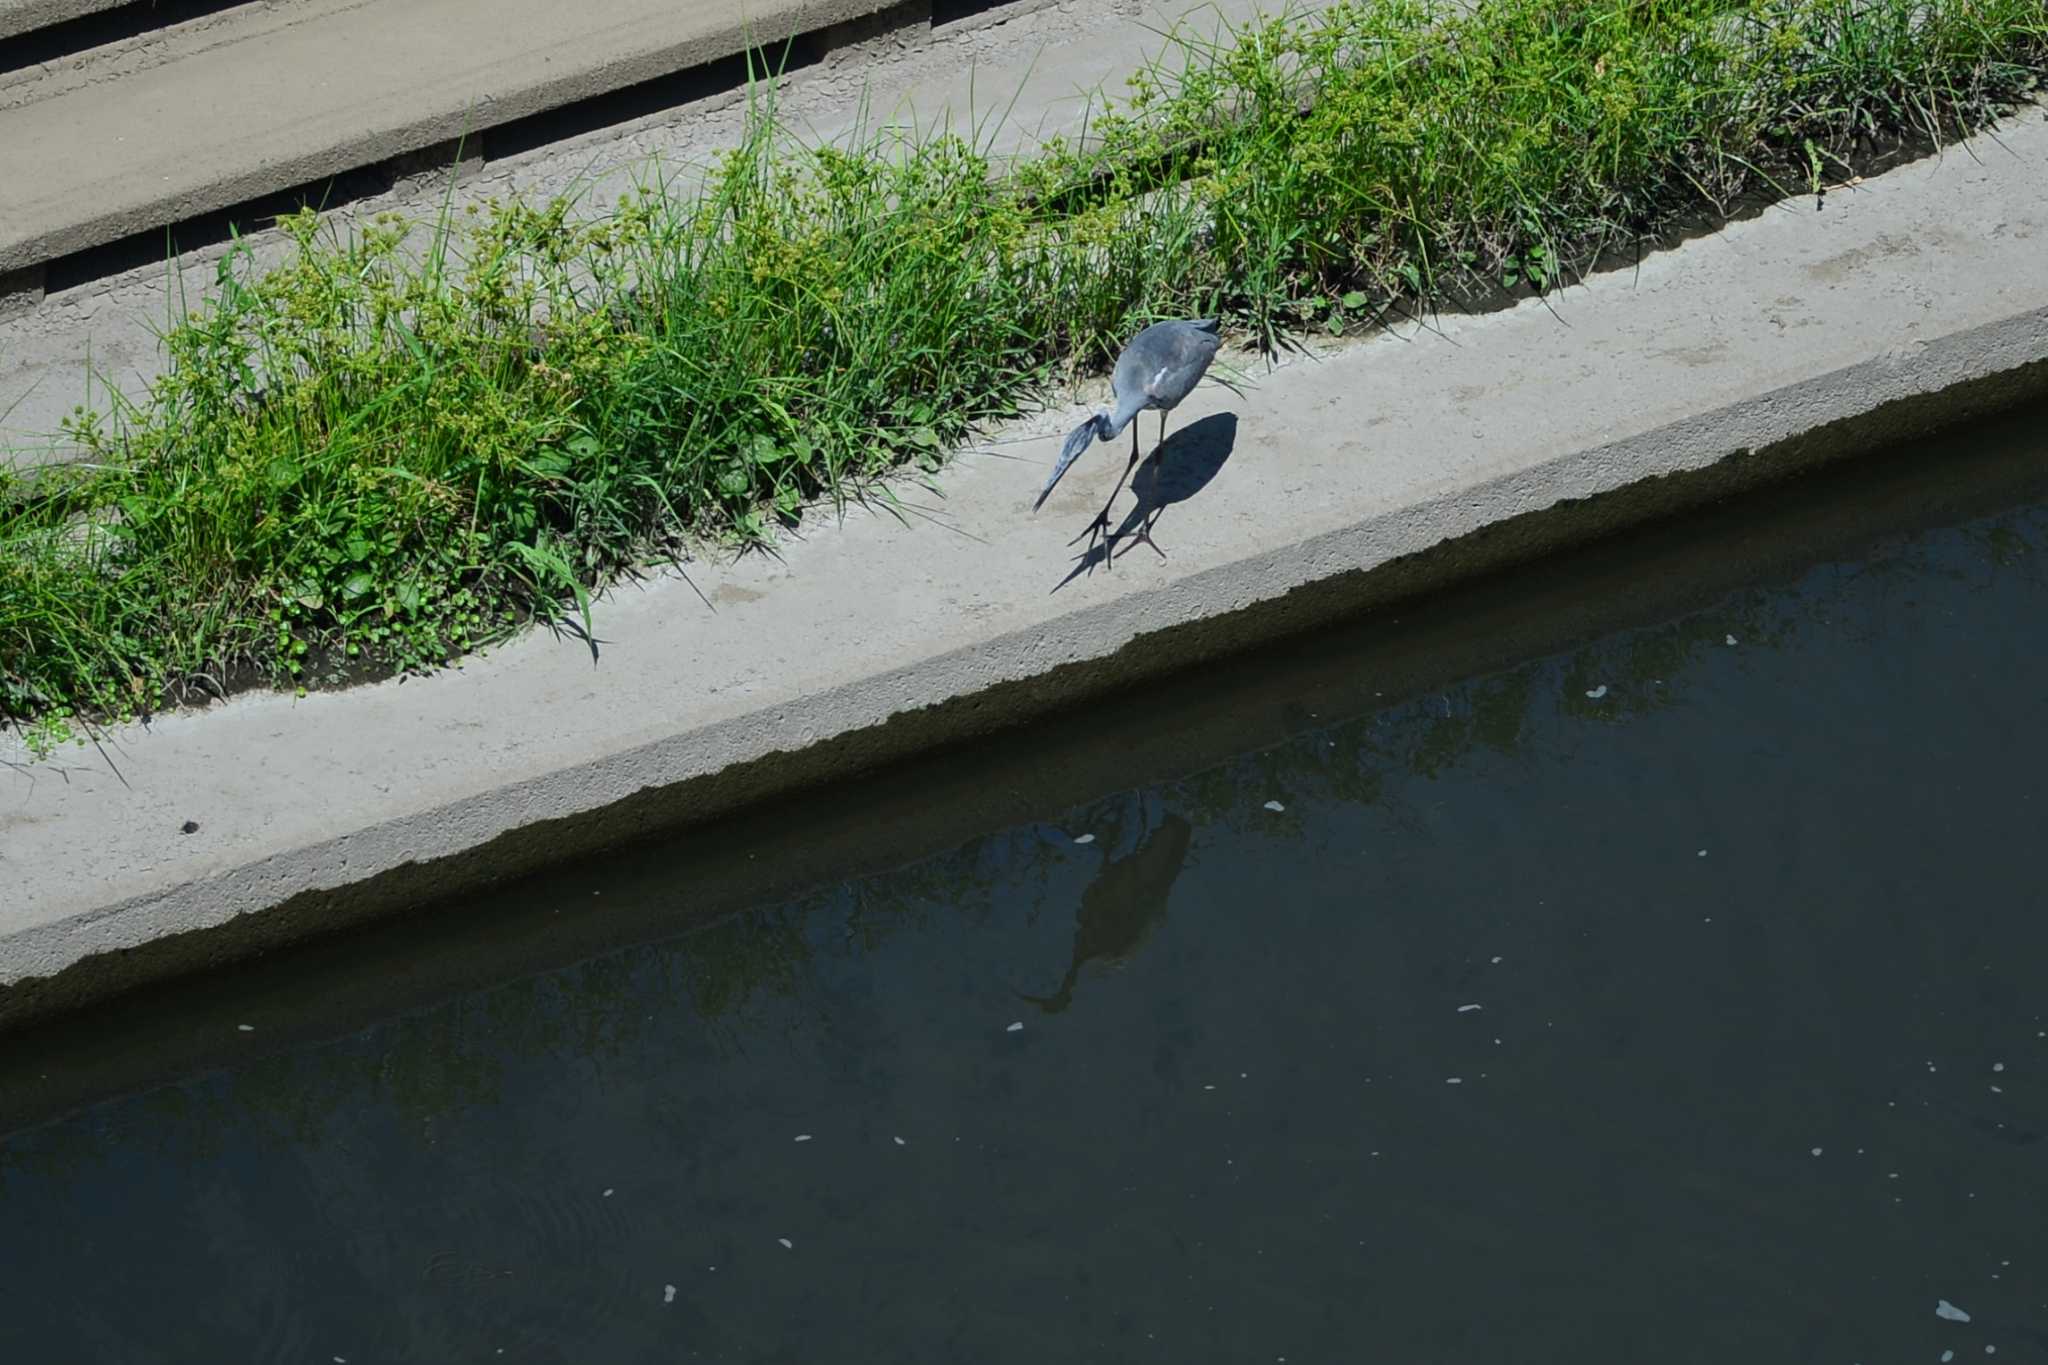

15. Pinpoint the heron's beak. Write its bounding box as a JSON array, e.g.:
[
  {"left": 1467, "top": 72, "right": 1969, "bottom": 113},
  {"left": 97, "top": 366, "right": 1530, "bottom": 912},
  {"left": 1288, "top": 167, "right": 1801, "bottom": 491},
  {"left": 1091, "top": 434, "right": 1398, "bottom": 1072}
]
[{"left": 1034, "top": 421, "right": 1099, "bottom": 512}]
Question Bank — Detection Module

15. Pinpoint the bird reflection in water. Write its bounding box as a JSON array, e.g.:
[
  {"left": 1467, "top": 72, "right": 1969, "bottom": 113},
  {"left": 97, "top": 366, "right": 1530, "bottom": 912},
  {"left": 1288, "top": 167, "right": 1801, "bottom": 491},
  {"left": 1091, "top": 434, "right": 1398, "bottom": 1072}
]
[{"left": 1019, "top": 802, "right": 1194, "bottom": 1014}]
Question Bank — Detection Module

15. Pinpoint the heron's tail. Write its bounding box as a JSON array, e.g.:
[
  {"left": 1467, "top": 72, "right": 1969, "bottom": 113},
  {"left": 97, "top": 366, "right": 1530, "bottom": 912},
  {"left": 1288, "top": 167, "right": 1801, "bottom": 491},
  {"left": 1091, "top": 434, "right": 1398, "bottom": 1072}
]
[{"left": 1033, "top": 417, "right": 1102, "bottom": 512}]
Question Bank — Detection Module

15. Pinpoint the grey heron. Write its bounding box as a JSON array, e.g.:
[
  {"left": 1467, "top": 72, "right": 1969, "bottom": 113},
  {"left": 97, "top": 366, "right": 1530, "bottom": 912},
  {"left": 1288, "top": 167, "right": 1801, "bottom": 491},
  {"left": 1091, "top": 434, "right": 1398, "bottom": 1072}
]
[{"left": 1034, "top": 318, "right": 1223, "bottom": 562}]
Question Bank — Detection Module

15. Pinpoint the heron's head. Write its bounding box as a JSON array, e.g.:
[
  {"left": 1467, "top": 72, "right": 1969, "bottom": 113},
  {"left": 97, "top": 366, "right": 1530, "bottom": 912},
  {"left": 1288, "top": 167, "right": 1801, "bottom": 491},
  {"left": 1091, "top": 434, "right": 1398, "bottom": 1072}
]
[{"left": 1032, "top": 410, "right": 1111, "bottom": 513}]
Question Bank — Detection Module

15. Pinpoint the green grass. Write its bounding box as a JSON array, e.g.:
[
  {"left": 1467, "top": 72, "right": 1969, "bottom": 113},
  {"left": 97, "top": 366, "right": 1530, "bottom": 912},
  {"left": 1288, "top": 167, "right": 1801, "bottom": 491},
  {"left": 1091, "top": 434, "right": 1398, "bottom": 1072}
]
[{"left": 2, "top": 0, "right": 2042, "bottom": 743}]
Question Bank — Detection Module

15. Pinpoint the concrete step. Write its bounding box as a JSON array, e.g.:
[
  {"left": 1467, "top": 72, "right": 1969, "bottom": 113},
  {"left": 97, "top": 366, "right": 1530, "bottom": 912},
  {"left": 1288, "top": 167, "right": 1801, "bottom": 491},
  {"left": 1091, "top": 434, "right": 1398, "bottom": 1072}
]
[
  {"left": 0, "top": 0, "right": 986, "bottom": 288},
  {"left": 0, "top": 0, "right": 128, "bottom": 43},
  {"left": 4, "top": 0, "right": 1276, "bottom": 461}
]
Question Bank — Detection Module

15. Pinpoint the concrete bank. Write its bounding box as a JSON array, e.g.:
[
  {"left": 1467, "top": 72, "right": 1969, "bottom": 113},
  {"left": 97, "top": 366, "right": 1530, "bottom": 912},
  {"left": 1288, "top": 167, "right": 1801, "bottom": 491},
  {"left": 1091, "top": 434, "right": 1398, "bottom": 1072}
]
[{"left": 2, "top": 109, "right": 2046, "bottom": 1031}]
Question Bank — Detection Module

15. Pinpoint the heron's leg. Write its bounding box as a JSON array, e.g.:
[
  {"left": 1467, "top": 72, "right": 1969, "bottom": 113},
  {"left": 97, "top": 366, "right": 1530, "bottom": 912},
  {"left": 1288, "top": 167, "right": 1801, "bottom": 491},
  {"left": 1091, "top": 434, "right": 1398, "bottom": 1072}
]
[
  {"left": 1067, "top": 425, "right": 1142, "bottom": 563},
  {"left": 1108, "top": 416, "right": 1172, "bottom": 566}
]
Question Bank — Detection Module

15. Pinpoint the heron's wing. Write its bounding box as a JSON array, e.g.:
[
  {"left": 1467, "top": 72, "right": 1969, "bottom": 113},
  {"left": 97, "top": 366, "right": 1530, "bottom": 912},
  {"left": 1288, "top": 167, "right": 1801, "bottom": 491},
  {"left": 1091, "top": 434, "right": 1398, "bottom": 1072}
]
[
  {"left": 1117, "top": 322, "right": 1223, "bottom": 405},
  {"left": 1033, "top": 420, "right": 1100, "bottom": 511}
]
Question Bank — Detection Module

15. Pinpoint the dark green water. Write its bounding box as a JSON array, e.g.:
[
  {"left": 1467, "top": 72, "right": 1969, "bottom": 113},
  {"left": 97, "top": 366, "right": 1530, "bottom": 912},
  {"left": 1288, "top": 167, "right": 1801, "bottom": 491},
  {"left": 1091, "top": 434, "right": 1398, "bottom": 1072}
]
[{"left": 3, "top": 410, "right": 2047, "bottom": 1363}]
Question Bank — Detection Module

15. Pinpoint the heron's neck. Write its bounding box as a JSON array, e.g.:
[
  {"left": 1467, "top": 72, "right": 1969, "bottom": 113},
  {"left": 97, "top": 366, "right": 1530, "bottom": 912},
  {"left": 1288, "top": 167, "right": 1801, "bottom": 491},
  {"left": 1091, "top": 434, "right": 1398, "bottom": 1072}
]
[{"left": 1101, "top": 393, "right": 1143, "bottom": 440}]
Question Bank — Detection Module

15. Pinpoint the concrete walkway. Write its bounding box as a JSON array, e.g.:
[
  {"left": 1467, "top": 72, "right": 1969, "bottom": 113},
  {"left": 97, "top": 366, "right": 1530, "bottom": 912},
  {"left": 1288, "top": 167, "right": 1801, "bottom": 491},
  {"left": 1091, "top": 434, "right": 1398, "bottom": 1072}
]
[{"left": 3, "top": 109, "right": 2046, "bottom": 1029}]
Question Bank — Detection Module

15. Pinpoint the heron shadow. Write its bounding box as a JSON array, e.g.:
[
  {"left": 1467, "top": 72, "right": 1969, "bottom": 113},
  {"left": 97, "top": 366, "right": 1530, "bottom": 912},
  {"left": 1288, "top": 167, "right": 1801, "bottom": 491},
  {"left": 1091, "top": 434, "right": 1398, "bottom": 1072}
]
[{"left": 1052, "top": 412, "right": 1239, "bottom": 589}]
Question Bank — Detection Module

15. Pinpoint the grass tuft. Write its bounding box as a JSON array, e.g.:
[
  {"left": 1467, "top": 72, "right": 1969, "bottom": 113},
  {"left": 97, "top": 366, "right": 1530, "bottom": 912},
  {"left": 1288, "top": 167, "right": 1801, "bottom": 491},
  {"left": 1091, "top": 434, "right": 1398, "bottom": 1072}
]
[{"left": 3, "top": 0, "right": 2043, "bottom": 741}]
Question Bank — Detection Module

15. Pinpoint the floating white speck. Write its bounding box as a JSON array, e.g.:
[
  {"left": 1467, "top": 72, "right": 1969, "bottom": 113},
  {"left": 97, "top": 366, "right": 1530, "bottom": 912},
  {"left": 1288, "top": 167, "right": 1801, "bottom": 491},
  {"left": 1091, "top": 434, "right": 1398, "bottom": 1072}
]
[
  {"left": 1457, "top": 1004, "right": 1482, "bottom": 1013},
  {"left": 237, "top": 1024, "right": 254, "bottom": 1032},
  {"left": 603, "top": 1188, "right": 614, "bottom": 1197},
  {"left": 778, "top": 1238, "right": 793, "bottom": 1249},
  {"left": 794, "top": 1134, "right": 812, "bottom": 1142},
  {"left": 1985, "top": 1347, "right": 1995, "bottom": 1356},
  {"left": 1263, "top": 800, "right": 1286, "bottom": 812},
  {"left": 1490, "top": 956, "right": 1503, "bottom": 964},
  {"left": 1725, "top": 634, "right": 1738, "bottom": 646},
  {"left": 1993, "top": 1062, "right": 2005, "bottom": 1072},
  {"left": 893, "top": 1136, "right": 905, "bottom": 1146},
  {"left": 1943, "top": 1352, "right": 1955, "bottom": 1362},
  {"left": 1073, "top": 833, "right": 1095, "bottom": 844},
  {"left": 1585, "top": 685, "right": 1608, "bottom": 699},
  {"left": 1445, "top": 1077, "right": 1463, "bottom": 1085},
  {"left": 1991, "top": 1085, "right": 2003, "bottom": 1093},
  {"left": 1936, "top": 1300, "right": 1971, "bottom": 1322},
  {"left": 1697, "top": 849, "right": 1708, "bottom": 858},
  {"left": 1811, "top": 1147, "right": 1823, "bottom": 1156},
  {"left": 1006, "top": 1021, "right": 1024, "bottom": 1033},
  {"left": 663, "top": 1285, "right": 676, "bottom": 1304},
  {"left": 1204, "top": 1084, "right": 1216, "bottom": 1090}
]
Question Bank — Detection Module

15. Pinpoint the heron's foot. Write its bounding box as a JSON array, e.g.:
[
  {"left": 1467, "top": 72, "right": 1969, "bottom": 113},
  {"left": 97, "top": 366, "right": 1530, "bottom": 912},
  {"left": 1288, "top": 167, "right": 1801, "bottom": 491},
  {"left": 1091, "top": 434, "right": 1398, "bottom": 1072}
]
[
  {"left": 1067, "top": 507, "right": 1119, "bottom": 567},
  {"left": 1124, "top": 523, "right": 1167, "bottom": 562},
  {"left": 1066, "top": 507, "right": 1113, "bottom": 548}
]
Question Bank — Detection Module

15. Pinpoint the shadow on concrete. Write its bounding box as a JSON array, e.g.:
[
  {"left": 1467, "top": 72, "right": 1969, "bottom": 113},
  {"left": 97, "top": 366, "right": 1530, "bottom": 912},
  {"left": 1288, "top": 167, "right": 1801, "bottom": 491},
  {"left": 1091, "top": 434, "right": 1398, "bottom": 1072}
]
[{"left": 1053, "top": 411, "right": 1239, "bottom": 589}]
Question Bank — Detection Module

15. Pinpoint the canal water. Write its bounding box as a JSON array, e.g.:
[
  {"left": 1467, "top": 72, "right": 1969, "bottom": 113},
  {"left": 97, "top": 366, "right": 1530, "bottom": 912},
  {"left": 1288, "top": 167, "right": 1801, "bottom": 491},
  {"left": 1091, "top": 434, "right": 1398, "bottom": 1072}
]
[{"left": 2, "top": 406, "right": 2046, "bottom": 1362}]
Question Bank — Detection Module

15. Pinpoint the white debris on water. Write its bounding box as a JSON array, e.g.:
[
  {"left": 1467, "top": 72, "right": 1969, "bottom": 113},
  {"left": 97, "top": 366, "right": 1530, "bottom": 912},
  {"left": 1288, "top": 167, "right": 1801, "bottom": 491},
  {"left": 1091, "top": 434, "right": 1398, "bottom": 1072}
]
[
  {"left": 1006, "top": 1021, "right": 1024, "bottom": 1033},
  {"left": 237, "top": 1024, "right": 254, "bottom": 1032},
  {"left": 1204, "top": 1084, "right": 1216, "bottom": 1091},
  {"left": 1263, "top": 800, "right": 1286, "bottom": 812},
  {"left": 1073, "top": 833, "right": 1095, "bottom": 844},
  {"left": 1445, "top": 1077, "right": 1463, "bottom": 1085},
  {"left": 1726, "top": 634, "right": 1739, "bottom": 646},
  {"left": 1993, "top": 1062, "right": 2005, "bottom": 1072},
  {"left": 1457, "top": 1004, "right": 1482, "bottom": 1013},
  {"left": 893, "top": 1137, "right": 906, "bottom": 1146},
  {"left": 1585, "top": 685, "right": 1608, "bottom": 699},
  {"left": 1697, "top": 849, "right": 1708, "bottom": 858},
  {"left": 778, "top": 1238, "right": 793, "bottom": 1249},
  {"left": 1490, "top": 956, "right": 1503, "bottom": 964},
  {"left": 1943, "top": 1351, "right": 1955, "bottom": 1362},
  {"left": 663, "top": 1285, "right": 677, "bottom": 1304},
  {"left": 1811, "top": 1147, "right": 1823, "bottom": 1156},
  {"left": 603, "top": 1189, "right": 614, "bottom": 1197},
  {"left": 794, "top": 1134, "right": 812, "bottom": 1142},
  {"left": 1936, "top": 1300, "right": 1971, "bottom": 1322}
]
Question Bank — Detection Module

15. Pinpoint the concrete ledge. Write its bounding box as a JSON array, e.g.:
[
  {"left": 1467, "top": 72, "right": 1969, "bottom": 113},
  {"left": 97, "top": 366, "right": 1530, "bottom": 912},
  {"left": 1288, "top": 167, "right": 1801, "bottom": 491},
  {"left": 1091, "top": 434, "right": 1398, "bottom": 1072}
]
[
  {"left": 3, "top": 111, "right": 2047, "bottom": 1030},
  {"left": 0, "top": 0, "right": 127, "bottom": 42},
  {"left": 0, "top": 0, "right": 994, "bottom": 273}
]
